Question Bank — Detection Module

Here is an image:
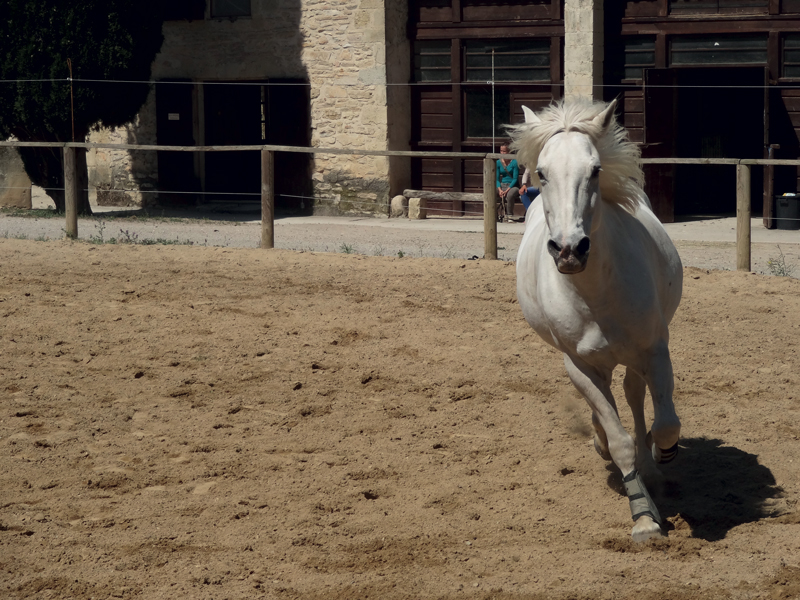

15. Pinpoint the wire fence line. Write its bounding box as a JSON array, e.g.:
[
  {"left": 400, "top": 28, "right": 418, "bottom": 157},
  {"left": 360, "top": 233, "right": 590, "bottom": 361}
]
[
  {"left": 1, "top": 139, "right": 798, "bottom": 266},
  {"left": 5, "top": 139, "right": 800, "bottom": 165},
  {"left": 2, "top": 76, "right": 800, "bottom": 90}
]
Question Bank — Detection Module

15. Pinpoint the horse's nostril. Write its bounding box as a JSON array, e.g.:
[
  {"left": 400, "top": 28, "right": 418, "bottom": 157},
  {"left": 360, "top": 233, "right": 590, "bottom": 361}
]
[
  {"left": 547, "top": 239, "right": 561, "bottom": 258},
  {"left": 576, "top": 236, "right": 591, "bottom": 256}
]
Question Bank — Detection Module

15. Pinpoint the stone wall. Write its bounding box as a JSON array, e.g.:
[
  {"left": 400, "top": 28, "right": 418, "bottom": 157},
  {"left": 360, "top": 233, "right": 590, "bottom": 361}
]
[
  {"left": 302, "top": 0, "right": 399, "bottom": 215},
  {"left": 87, "top": 92, "right": 159, "bottom": 207},
  {"left": 564, "top": 0, "right": 603, "bottom": 100},
  {"left": 0, "top": 146, "right": 31, "bottom": 209}
]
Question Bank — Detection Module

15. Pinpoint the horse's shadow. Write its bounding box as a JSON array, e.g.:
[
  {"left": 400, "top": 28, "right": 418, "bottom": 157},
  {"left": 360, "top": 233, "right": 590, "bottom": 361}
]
[{"left": 606, "top": 437, "right": 784, "bottom": 542}]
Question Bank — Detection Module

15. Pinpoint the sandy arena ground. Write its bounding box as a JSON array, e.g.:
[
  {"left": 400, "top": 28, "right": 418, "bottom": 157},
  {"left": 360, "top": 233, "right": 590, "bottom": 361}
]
[{"left": 1, "top": 237, "right": 800, "bottom": 600}]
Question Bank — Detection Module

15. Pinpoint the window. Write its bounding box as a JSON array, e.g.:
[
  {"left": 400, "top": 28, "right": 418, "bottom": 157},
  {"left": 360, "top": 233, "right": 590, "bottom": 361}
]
[
  {"left": 669, "top": 0, "right": 768, "bottom": 14},
  {"left": 671, "top": 34, "right": 768, "bottom": 66},
  {"left": 623, "top": 37, "right": 656, "bottom": 80},
  {"left": 465, "top": 89, "right": 510, "bottom": 138},
  {"left": 462, "top": 40, "right": 549, "bottom": 139},
  {"left": 414, "top": 40, "right": 452, "bottom": 82},
  {"left": 211, "top": 0, "right": 251, "bottom": 18},
  {"left": 165, "top": 0, "right": 206, "bottom": 21},
  {"left": 784, "top": 34, "right": 800, "bottom": 78},
  {"left": 464, "top": 40, "right": 550, "bottom": 82}
]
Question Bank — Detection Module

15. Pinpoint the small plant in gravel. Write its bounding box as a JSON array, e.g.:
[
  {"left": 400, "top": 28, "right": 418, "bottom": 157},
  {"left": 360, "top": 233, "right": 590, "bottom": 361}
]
[
  {"left": 139, "top": 237, "right": 195, "bottom": 246},
  {"left": 340, "top": 242, "right": 356, "bottom": 254},
  {"left": 82, "top": 223, "right": 195, "bottom": 246},
  {"left": 441, "top": 244, "right": 457, "bottom": 259},
  {"left": 0, "top": 207, "right": 62, "bottom": 219},
  {"left": 118, "top": 229, "right": 140, "bottom": 244},
  {"left": 397, "top": 250, "right": 405, "bottom": 258},
  {"left": 89, "top": 221, "right": 107, "bottom": 244},
  {"left": 1, "top": 231, "right": 29, "bottom": 240},
  {"left": 767, "top": 245, "right": 796, "bottom": 277}
]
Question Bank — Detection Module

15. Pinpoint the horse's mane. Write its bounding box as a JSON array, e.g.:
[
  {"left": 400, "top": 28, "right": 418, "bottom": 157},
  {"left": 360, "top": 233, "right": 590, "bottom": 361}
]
[{"left": 508, "top": 98, "right": 647, "bottom": 214}]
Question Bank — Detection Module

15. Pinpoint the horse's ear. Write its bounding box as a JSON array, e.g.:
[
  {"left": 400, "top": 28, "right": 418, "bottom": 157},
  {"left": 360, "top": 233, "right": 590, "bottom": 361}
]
[
  {"left": 522, "top": 105, "right": 540, "bottom": 125},
  {"left": 592, "top": 99, "right": 617, "bottom": 132}
]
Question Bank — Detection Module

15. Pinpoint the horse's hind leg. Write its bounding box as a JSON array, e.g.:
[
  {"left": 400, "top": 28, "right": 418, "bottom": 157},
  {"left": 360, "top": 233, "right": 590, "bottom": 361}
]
[
  {"left": 563, "top": 354, "right": 663, "bottom": 542},
  {"left": 592, "top": 412, "right": 612, "bottom": 461},
  {"left": 623, "top": 368, "right": 661, "bottom": 485},
  {"left": 644, "top": 340, "right": 681, "bottom": 464}
]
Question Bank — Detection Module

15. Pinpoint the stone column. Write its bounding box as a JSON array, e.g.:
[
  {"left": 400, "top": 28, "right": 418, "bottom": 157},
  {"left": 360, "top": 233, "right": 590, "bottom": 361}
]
[{"left": 564, "top": 0, "right": 603, "bottom": 100}]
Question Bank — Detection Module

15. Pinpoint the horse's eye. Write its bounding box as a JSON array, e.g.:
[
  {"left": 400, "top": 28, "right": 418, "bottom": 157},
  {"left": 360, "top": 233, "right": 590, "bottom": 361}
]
[
  {"left": 591, "top": 165, "right": 602, "bottom": 177},
  {"left": 536, "top": 169, "right": 547, "bottom": 184}
]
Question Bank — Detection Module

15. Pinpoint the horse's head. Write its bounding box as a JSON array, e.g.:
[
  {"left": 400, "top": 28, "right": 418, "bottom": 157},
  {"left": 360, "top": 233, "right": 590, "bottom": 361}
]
[{"left": 518, "top": 99, "right": 620, "bottom": 275}]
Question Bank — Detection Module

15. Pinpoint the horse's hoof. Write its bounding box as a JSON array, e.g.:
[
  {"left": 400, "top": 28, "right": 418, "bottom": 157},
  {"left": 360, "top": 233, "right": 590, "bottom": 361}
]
[
  {"left": 646, "top": 431, "right": 679, "bottom": 464},
  {"left": 593, "top": 434, "right": 611, "bottom": 461},
  {"left": 631, "top": 515, "right": 664, "bottom": 543}
]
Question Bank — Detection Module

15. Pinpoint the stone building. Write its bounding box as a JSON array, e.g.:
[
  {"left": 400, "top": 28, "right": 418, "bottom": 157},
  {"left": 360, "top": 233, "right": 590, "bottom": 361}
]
[{"left": 6, "top": 0, "right": 800, "bottom": 224}]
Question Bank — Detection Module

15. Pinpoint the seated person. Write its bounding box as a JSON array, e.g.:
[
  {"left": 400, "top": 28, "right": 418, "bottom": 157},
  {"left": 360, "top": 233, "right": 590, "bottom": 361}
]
[
  {"left": 519, "top": 167, "right": 540, "bottom": 215},
  {"left": 496, "top": 143, "right": 520, "bottom": 222}
]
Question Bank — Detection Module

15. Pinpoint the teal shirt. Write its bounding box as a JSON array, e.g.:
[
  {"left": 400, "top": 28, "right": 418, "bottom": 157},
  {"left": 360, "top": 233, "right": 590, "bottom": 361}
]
[{"left": 496, "top": 159, "right": 519, "bottom": 189}]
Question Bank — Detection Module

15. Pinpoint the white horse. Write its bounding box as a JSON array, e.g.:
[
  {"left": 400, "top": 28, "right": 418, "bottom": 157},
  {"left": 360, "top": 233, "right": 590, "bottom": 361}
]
[{"left": 510, "top": 98, "right": 683, "bottom": 542}]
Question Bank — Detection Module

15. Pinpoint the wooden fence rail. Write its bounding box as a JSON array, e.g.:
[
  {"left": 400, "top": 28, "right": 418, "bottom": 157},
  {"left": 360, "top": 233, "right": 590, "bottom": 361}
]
[{"left": 1, "top": 140, "right": 798, "bottom": 268}]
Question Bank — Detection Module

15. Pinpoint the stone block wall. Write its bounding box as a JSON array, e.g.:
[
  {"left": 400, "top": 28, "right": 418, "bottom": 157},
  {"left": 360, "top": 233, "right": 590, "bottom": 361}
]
[
  {"left": 87, "top": 92, "right": 159, "bottom": 207},
  {"left": 0, "top": 146, "right": 32, "bottom": 209},
  {"left": 302, "top": 0, "right": 404, "bottom": 215}
]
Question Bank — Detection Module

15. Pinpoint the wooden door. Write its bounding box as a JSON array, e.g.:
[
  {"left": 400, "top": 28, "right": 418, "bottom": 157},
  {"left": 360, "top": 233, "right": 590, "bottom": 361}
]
[
  {"left": 763, "top": 67, "right": 775, "bottom": 228},
  {"left": 204, "top": 82, "right": 262, "bottom": 202},
  {"left": 156, "top": 80, "right": 200, "bottom": 204},
  {"left": 265, "top": 80, "right": 312, "bottom": 213},
  {"left": 643, "top": 68, "right": 677, "bottom": 222}
]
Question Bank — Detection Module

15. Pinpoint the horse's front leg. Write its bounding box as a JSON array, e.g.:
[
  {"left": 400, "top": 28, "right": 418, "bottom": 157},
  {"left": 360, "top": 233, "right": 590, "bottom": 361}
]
[{"left": 563, "top": 353, "right": 664, "bottom": 542}]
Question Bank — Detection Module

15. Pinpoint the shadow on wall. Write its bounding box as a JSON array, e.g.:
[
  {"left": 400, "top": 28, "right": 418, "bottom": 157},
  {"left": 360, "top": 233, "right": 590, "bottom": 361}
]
[
  {"left": 92, "top": 93, "right": 160, "bottom": 209},
  {"left": 148, "top": 0, "right": 311, "bottom": 214}
]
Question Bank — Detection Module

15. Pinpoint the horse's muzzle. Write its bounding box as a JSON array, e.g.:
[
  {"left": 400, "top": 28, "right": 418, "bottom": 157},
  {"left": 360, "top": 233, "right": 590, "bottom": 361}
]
[{"left": 548, "top": 236, "right": 590, "bottom": 274}]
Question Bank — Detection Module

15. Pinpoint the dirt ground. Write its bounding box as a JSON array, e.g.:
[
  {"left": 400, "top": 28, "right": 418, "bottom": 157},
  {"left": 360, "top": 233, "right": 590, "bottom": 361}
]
[{"left": 1, "top": 238, "right": 800, "bottom": 600}]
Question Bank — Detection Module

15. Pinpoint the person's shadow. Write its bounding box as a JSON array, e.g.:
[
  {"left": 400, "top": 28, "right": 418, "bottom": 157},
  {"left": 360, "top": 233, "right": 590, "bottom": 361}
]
[{"left": 608, "top": 437, "right": 785, "bottom": 541}]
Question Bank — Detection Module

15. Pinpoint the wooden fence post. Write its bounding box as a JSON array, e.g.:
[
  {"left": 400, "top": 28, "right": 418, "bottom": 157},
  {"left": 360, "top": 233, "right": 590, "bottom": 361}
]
[
  {"left": 261, "top": 149, "right": 275, "bottom": 249},
  {"left": 736, "top": 163, "right": 751, "bottom": 272},
  {"left": 483, "top": 157, "right": 497, "bottom": 260},
  {"left": 63, "top": 145, "right": 78, "bottom": 239}
]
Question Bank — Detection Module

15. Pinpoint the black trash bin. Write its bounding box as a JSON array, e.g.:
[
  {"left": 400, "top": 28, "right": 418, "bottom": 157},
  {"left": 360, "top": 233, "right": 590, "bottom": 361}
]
[{"left": 775, "top": 195, "right": 800, "bottom": 230}]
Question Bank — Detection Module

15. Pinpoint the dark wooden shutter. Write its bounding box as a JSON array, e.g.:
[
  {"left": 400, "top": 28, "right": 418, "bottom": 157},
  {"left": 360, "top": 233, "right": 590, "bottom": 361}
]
[{"left": 643, "top": 68, "right": 677, "bottom": 222}]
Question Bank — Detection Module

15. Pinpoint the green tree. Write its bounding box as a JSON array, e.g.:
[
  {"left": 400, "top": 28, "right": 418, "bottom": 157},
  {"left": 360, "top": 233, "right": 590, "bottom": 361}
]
[{"left": 0, "top": 0, "right": 165, "bottom": 213}]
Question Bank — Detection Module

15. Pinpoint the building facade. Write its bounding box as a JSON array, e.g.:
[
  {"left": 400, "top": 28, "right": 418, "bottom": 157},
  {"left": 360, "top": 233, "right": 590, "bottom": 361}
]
[
  {"left": 409, "top": 0, "right": 800, "bottom": 223},
  {"left": 609, "top": 0, "right": 800, "bottom": 224},
  {"left": 5, "top": 0, "right": 799, "bottom": 223}
]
